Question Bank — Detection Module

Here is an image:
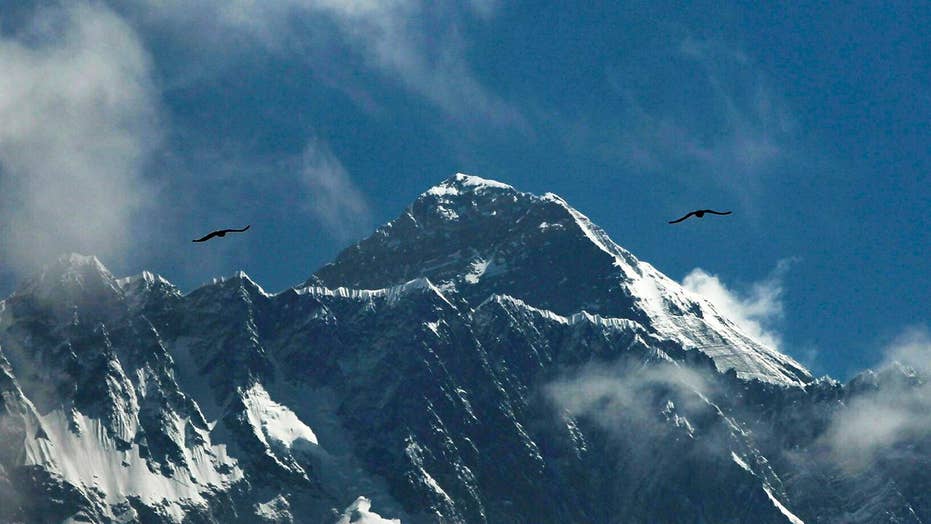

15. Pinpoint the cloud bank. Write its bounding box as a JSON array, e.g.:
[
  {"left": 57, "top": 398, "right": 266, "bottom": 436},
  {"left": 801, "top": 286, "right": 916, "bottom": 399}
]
[{"left": 0, "top": 2, "right": 160, "bottom": 277}]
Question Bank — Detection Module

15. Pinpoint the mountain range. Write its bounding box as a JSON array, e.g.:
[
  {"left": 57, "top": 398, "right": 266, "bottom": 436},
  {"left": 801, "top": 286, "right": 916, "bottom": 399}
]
[{"left": 1, "top": 174, "right": 928, "bottom": 523}]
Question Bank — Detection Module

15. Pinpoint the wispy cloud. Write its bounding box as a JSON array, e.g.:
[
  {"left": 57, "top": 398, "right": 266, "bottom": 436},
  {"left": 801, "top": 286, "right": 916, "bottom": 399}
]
[
  {"left": 0, "top": 2, "right": 161, "bottom": 277},
  {"left": 466, "top": 0, "right": 499, "bottom": 19},
  {"left": 300, "top": 138, "right": 372, "bottom": 241},
  {"left": 126, "top": 0, "right": 522, "bottom": 128},
  {"left": 821, "top": 326, "right": 931, "bottom": 471},
  {"left": 607, "top": 38, "right": 794, "bottom": 205},
  {"left": 681, "top": 259, "right": 795, "bottom": 350}
]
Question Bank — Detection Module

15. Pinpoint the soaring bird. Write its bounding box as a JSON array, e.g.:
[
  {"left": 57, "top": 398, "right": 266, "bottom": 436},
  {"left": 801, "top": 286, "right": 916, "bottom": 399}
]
[
  {"left": 668, "top": 209, "right": 732, "bottom": 224},
  {"left": 192, "top": 225, "right": 250, "bottom": 242}
]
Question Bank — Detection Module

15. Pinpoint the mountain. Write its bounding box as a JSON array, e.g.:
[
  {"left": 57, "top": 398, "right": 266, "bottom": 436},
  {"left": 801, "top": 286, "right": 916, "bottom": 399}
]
[
  {"left": 0, "top": 174, "right": 928, "bottom": 523},
  {"left": 311, "top": 174, "right": 810, "bottom": 386}
]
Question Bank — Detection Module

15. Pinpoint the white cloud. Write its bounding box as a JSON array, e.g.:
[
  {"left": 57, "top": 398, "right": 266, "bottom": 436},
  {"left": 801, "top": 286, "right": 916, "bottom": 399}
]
[
  {"left": 821, "top": 326, "right": 931, "bottom": 471},
  {"left": 681, "top": 259, "right": 794, "bottom": 349},
  {"left": 0, "top": 3, "right": 161, "bottom": 277},
  {"left": 300, "top": 138, "right": 371, "bottom": 241},
  {"left": 546, "top": 361, "right": 713, "bottom": 437}
]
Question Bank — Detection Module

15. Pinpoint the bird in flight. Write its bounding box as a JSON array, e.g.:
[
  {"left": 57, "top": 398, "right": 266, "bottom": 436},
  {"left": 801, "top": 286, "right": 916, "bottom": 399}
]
[
  {"left": 668, "top": 209, "right": 732, "bottom": 224},
  {"left": 192, "top": 225, "right": 250, "bottom": 242}
]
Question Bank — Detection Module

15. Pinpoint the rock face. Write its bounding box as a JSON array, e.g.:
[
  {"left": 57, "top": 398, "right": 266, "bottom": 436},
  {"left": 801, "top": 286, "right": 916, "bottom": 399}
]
[{"left": 0, "top": 175, "right": 927, "bottom": 523}]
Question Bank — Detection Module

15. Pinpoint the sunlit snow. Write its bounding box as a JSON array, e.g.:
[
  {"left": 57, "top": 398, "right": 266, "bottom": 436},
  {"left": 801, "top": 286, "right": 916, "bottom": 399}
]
[
  {"left": 242, "top": 383, "right": 319, "bottom": 450},
  {"left": 334, "top": 496, "right": 400, "bottom": 524}
]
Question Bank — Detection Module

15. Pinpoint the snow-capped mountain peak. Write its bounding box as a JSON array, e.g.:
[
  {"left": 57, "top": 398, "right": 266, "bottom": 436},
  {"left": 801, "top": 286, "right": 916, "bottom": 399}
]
[
  {"left": 423, "top": 173, "right": 516, "bottom": 197},
  {"left": 116, "top": 270, "right": 172, "bottom": 289},
  {"left": 13, "top": 253, "right": 125, "bottom": 323},
  {"left": 314, "top": 175, "right": 811, "bottom": 386},
  {"left": 20, "top": 253, "right": 117, "bottom": 294}
]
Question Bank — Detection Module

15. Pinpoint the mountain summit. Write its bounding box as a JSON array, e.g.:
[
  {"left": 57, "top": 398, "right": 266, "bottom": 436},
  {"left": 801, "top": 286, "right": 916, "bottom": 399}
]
[{"left": 313, "top": 173, "right": 810, "bottom": 386}]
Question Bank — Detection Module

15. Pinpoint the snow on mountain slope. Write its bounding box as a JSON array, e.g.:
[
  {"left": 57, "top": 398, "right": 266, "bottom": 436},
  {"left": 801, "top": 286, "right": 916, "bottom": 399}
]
[
  {"left": 24, "top": 408, "right": 242, "bottom": 519},
  {"left": 335, "top": 496, "right": 402, "bottom": 524},
  {"left": 0, "top": 257, "right": 248, "bottom": 522}
]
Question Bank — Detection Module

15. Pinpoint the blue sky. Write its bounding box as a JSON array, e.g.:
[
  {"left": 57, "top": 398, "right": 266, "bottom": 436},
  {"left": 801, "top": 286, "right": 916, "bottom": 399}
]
[{"left": 0, "top": 1, "right": 927, "bottom": 379}]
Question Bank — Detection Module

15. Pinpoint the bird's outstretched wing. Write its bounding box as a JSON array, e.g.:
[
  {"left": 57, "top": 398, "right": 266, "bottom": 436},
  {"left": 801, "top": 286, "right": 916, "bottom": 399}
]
[
  {"left": 225, "top": 225, "right": 250, "bottom": 233},
  {"left": 702, "top": 210, "right": 732, "bottom": 216},
  {"left": 192, "top": 231, "right": 220, "bottom": 242},
  {"left": 668, "top": 211, "right": 697, "bottom": 224}
]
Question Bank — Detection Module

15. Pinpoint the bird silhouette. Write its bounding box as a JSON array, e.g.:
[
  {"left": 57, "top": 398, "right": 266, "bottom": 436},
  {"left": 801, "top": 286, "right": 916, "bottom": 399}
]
[
  {"left": 668, "top": 209, "right": 732, "bottom": 224},
  {"left": 192, "top": 225, "right": 250, "bottom": 242}
]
